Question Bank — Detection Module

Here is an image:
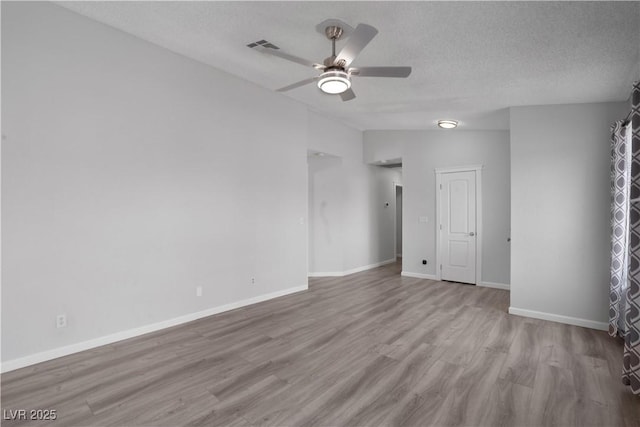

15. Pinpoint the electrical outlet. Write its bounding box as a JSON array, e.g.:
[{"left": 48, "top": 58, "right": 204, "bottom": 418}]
[
  {"left": 196, "top": 286, "right": 203, "bottom": 297},
  {"left": 56, "top": 314, "right": 67, "bottom": 328},
  {"left": 251, "top": 277, "right": 255, "bottom": 285}
]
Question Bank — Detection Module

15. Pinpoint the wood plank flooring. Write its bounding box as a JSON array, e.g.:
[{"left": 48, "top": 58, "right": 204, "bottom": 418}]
[{"left": 2, "top": 261, "right": 639, "bottom": 426}]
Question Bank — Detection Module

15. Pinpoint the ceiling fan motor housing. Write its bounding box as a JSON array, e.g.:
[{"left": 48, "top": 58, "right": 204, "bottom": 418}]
[{"left": 323, "top": 58, "right": 346, "bottom": 68}]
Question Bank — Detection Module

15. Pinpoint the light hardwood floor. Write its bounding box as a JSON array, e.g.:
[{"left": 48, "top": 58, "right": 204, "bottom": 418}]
[{"left": 2, "top": 261, "right": 639, "bottom": 426}]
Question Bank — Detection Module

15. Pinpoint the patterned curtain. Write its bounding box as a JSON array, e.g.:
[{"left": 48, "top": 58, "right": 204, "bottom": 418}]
[
  {"left": 609, "top": 120, "right": 630, "bottom": 336},
  {"left": 624, "top": 81, "right": 640, "bottom": 394}
]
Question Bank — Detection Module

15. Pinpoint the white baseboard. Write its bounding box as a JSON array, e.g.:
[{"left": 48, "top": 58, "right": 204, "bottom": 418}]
[
  {"left": 401, "top": 274, "right": 509, "bottom": 289},
  {"left": 344, "top": 258, "right": 396, "bottom": 275},
  {"left": 479, "top": 281, "right": 510, "bottom": 290},
  {"left": 309, "top": 258, "right": 396, "bottom": 278},
  {"left": 508, "top": 307, "right": 608, "bottom": 331},
  {"left": 401, "top": 271, "right": 438, "bottom": 280},
  {"left": 308, "top": 271, "right": 343, "bottom": 277},
  {"left": 1, "top": 284, "right": 308, "bottom": 373}
]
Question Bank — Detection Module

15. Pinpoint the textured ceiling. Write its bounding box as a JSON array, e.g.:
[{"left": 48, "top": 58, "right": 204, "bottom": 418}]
[{"left": 57, "top": 1, "right": 640, "bottom": 130}]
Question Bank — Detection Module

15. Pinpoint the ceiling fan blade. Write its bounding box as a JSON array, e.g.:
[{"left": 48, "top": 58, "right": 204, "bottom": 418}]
[
  {"left": 335, "top": 23, "right": 378, "bottom": 68},
  {"left": 340, "top": 88, "right": 356, "bottom": 102},
  {"left": 254, "top": 45, "right": 324, "bottom": 70},
  {"left": 350, "top": 66, "right": 412, "bottom": 78},
  {"left": 276, "top": 77, "right": 319, "bottom": 92}
]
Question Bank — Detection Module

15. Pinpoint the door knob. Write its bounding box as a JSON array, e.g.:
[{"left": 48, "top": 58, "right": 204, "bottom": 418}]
[{"left": 469, "top": 232, "right": 475, "bottom": 236}]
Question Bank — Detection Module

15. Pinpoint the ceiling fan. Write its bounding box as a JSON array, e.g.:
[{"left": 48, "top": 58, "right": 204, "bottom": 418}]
[{"left": 247, "top": 19, "right": 412, "bottom": 102}]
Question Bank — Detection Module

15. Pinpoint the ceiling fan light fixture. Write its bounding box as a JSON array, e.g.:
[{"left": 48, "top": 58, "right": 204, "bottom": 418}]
[
  {"left": 317, "top": 70, "right": 351, "bottom": 94},
  {"left": 438, "top": 120, "right": 458, "bottom": 129}
]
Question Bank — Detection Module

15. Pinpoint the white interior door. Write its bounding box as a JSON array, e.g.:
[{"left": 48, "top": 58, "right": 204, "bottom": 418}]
[{"left": 440, "top": 171, "right": 477, "bottom": 284}]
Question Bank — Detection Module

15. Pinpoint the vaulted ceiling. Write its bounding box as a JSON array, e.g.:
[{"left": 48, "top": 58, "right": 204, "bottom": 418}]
[{"left": 57, "top": 1, "right": 640, "bottom": 130}]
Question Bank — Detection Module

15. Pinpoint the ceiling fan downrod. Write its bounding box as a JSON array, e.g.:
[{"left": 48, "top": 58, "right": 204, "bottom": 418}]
[{"left": 324, "top": 25, "right": 345, "bottom": 69}]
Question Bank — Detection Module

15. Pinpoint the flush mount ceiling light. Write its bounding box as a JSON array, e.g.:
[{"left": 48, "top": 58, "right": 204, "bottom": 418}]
[
  {"left": 317, "top": 70, "right": 351, "bottom": 94},
  {"left": 438, "top": 120, "right": 458, "bottom": 129}
]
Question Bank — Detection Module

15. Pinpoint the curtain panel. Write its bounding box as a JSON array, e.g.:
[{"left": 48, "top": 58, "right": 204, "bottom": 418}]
[
  {"left": 609, "top": 120, "right": 630, "bottom": 337},
  {"left": 624, "top": 80, "right": 640, "bottom": 394}
]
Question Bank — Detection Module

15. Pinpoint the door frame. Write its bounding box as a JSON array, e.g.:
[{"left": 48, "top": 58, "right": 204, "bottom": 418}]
[
  {"left": 394, "top": 182, "right": 403, "bottom": 260},
  {"left": 435, "top": 165, "right": 483, "bottom": 284}
]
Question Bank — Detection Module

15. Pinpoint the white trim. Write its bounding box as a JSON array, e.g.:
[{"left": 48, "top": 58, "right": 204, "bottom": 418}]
[
  {"left": 394, "top": 182, "right": 403, "bottom": 271},
  {"left": 476, "top": 171, "right": 483, "bottom": 286},
  {"left": 343, "top": 258, "right": 395, "bottom": 275},
  {"left": 309, "top": 258, "right": 396, "bottom": 278},
  {"left": 1, "top": 284, "right": 308, "bottom": 373},
  {"left": 508, "top": 307, "right": 607, "bottom": 331},
  {"left": 308, "top": 271, "right": 344, "bottom": 277},
  {"left": 435, "top": 165, "right": 483, "bottom": 284},
  {"left": 434, "top": 164, "right": 484, "bottom": 174},
  {"left": 478, "top": 281, "right": 510, "bottom": 290},
  {"left": 435, "top": 172, "right": 442, "bottom": 280},
  {"left": 401, "top": 271, "right": 438, "bottom": 280}
]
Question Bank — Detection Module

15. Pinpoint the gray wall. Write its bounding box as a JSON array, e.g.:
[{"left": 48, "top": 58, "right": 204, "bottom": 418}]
[
  {"left": 2, "top": 2, "right": 308, "bottom": 363},
  {"left": 510, "top": 101, "right": 628, "bottom": 327},
  {"left": 308, "top": 113, "right": 400, "bottom": 274},
  {"left": 364, "top": 130, "right": 511, "bottom": 285}
]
